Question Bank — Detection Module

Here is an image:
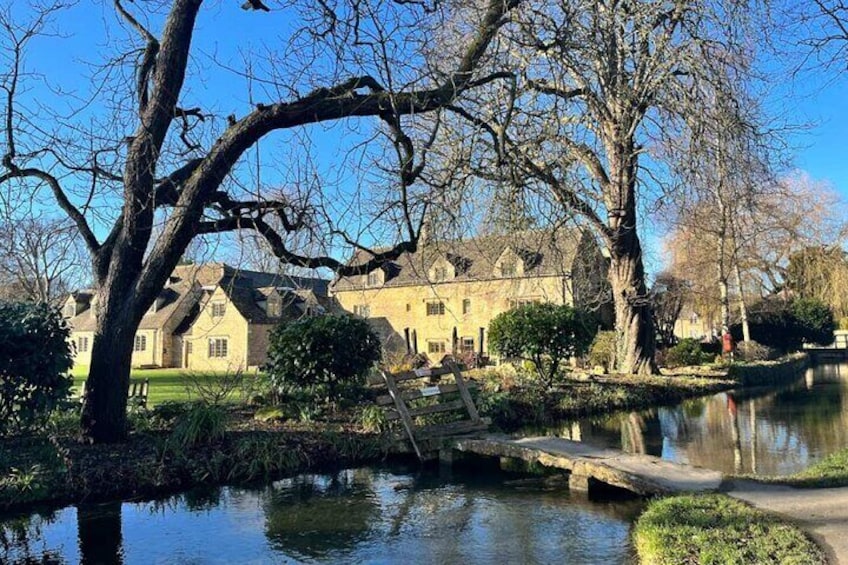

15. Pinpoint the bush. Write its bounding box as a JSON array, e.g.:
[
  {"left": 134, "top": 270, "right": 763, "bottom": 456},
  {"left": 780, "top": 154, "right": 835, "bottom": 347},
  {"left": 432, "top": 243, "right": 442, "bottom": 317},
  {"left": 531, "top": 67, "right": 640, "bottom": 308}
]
[
  {"left": 735, "top": 340, "right": 778, "bottom": 362},
  {"left": 0, "top": 301, "right": 74, "bottom": 435},
  {"left": 839, "top": 317, "right": 848, "bottom": 331},
  {"left": 488, "top": 303, "right": 597, "bottom": 388},
  {"left": 663, "top": 338, "right": 710, "bottom": 368},
  {"left": 730, "top": 297, "right": 835, "bottom": 352},
  {"left": 587, "top": 331, "right": 617, "bottom": 372},
  {"left": 791, "top": 297, "right": 836, "bottom": 346},
  {"left": 168, "top": 404, "right": 229, "bottom": 448},
  {"left": 266, "top": 315, "right": 381, "bottom": 404}
]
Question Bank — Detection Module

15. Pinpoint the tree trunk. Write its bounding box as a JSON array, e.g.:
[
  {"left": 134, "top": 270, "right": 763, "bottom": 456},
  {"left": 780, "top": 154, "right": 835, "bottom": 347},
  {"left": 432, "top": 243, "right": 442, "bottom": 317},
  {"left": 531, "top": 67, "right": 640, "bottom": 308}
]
[
  {"left": 609, "top": 237, "right": 657, "bottom": 375},
  {"left": 733, "top": 261, "right": 751, "bottom": 342},
  {"left": 605, "top": 134, "right": 657, "bottom": 376},
  {"left": 80, "top": 272, "right": 143, "bottom": 443}
]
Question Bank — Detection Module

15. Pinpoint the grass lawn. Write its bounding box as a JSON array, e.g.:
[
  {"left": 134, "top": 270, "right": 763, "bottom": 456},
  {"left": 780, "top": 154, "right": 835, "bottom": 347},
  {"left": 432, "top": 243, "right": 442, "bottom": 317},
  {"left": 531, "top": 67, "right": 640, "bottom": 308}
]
[
  {"left": 70, "top": 366, "right": 257, "bottom": 406},
  {"left": 634, "top": 494, "right": 825, "bottom": 564},
  {"left": 787, "top": 448, "right": 848, "bottom": 488}
]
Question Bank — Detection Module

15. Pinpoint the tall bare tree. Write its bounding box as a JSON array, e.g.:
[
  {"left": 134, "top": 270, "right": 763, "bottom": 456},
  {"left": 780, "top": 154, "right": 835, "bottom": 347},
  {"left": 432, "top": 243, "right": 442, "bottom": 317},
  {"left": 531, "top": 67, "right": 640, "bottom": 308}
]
[
  {"left": 443, "top": 0, "right": 764, "bottom": 373},
  {"left": 0, "top": 216, "right": 86, "bottom": 304},
  {"left": 1, "top": 0, "right": 518, "bottom": 442}
]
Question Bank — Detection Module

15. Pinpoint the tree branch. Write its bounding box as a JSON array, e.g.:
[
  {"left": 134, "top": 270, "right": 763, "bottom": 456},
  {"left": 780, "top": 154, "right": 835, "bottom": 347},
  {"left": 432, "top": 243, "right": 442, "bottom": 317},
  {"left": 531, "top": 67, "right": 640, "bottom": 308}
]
[{"left": 0, "top": 168, "right": 100, "bottom": 252}]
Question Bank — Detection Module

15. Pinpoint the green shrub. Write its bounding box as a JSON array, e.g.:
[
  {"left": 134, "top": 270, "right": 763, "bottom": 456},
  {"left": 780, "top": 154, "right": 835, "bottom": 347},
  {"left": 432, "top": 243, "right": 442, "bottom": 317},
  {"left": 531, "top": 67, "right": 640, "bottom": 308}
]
[
  {"left": 0, "top": 301, "right": 74, "bottom": 435},
  {"left": 791, "top": 297, "right": 836, "bottom": 346},
  {"left": 587, "top": 331, "right": 617, "bottom": 372},
  {"left": 168, "top": 404, "right": 229, "bottom": 448},
  {"left": 359, "top": 405, "right": 389, "bottom": 433},
  {"left": 663, "top": 338, "right": 710, "bottom": 368},
  {"left": 839, "top": 317, "right": 848, "bottom": 331},
  {"left": 266, "top": 315, "right": 381, "bottom": 404},
  {"left": 735, "top": 340, "right": 778, "bottom": 362},
  {"left": 730, "top": 297, "right": 835, "bottom": 352},
  {"left": 488, "top": 303, "right": 597, "bottom": 388}
]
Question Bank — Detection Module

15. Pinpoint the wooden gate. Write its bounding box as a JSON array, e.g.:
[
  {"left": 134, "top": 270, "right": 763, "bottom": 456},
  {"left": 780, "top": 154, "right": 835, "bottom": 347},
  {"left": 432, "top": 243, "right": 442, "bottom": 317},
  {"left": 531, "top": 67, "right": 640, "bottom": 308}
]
[{"left": 377, "top": 361, "right": 489, "bottom": 460}]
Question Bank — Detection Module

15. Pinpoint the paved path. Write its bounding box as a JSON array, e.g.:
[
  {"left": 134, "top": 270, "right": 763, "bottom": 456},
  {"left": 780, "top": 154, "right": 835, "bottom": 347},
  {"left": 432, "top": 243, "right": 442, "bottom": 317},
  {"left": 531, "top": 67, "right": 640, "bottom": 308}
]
[
  {"left": 451, "top": 435, "right": 847, "bottom": 562},
  {"left": 727, "top": 480, "right": 848, "bottom": 564},
  {"left": 451, "top": 435, "right": 724, "bottom": 495}
]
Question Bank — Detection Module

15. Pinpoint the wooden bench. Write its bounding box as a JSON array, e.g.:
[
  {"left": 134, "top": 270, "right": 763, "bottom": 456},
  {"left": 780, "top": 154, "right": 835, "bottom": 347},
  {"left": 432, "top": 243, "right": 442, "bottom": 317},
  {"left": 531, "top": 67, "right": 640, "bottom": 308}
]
[
  {"left": 377, "top": 361, "right": 489, "bottom": 460},
  {"left": 78, "top": 379, "right": 150, "bottom": 409}
]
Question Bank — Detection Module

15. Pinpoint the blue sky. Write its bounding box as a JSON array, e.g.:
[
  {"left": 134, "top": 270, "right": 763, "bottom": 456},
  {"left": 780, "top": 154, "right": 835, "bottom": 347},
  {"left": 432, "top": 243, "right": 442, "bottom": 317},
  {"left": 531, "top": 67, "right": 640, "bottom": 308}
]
[{"left": 5, "top": 2, "right": 847, "bottom": 276}]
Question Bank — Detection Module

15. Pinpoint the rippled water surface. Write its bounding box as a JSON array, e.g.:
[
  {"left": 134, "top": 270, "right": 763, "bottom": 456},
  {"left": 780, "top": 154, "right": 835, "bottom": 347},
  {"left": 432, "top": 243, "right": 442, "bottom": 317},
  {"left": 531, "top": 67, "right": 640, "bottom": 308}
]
[
  {"left": 537, "top": 363, "right": 848, "bottom": 475},
  {"left": 1, "top": 466, "right": 643, "bottom": 564}
]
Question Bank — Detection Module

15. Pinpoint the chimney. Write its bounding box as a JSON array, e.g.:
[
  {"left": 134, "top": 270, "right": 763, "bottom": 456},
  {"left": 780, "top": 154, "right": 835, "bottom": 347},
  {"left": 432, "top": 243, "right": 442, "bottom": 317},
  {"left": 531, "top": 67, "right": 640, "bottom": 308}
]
[{"left": 419, "top": 217, "right": 431, "bottom": 247}]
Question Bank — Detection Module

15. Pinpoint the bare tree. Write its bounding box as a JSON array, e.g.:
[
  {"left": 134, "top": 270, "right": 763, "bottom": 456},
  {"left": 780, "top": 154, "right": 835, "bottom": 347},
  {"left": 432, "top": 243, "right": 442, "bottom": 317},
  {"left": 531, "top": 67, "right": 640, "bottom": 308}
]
[
  {"left": 0, "top": 0, "right": 519, "bottom": 442},
  {"left": 443, "top": 0, "right": 765, "bottom": 373},
  {"left": 0, "top": 216, "right": 87, "bottom": 304},
  {"left": 651, "top": 272, "right": 689, "bottom": 348}
]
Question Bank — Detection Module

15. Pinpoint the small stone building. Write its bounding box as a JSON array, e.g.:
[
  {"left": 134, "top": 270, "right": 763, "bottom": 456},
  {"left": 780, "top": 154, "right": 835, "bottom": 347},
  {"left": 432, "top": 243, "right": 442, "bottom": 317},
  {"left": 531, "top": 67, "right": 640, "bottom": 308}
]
[{"left": 64, "top": 264, "right": 330, "bottom": 370}]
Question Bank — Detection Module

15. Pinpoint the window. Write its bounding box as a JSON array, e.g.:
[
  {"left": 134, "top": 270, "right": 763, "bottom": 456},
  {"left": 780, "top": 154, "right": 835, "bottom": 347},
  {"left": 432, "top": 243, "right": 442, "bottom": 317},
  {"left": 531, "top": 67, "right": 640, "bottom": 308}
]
[
  {"left": 428, "top": 341, "right": 446, "bottom": 354},
  {"left": 134, "top": 335, "right": 147, "bottom": 352},
  {"left": 353, "top": 304, "right": 371, "bottom": 318},
  {"left": 462, "top": 298, "right": 471, "bottom": 314},
  {"left": 208, "top": 338, "right": 228, "bottom": 358},
  {"left": 186, "top": 341, "right": 193, "bottom": 355},
  {"left": 78, "top": 337, "right": 89, "bottom": 353},
  {"left": 508, "top": 298, "right": 538, "bottom": 309},
  {"left": 268, "top": 300, "right": 280, "bottom": 317},
  {"left": 500, "top": 261, "right": 517, "bottom": 277},
  {"left": 461, "top": 337, "right": 475, "bottom": 353},
  {"left": 405, "top": 303, "right": 411, "bottom": 312},
  {"left": 426, "top": 301, "right": 445, "bottom": 316},
  {"left": 211, "top": 302, "right": 227, "bottom": 317},
  {"left": 366, "top": 272, "right": 380, "bottom": 287},
  {"left": 433, "top": 266, "right": 447, "bottom": 282}
]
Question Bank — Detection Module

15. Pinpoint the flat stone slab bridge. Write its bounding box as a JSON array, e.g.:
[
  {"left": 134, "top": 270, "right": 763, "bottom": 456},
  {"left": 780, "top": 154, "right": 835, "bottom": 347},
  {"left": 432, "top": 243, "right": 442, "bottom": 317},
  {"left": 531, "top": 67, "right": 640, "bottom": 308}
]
[{"left": 447, "top": 435, "right": 724, "bottom": 496}]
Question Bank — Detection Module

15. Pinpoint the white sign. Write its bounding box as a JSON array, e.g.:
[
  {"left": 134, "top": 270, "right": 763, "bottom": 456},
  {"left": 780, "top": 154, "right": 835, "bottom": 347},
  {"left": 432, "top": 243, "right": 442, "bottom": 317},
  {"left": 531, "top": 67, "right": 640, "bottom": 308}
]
[{"left": 419, "top": 386, "right": 441, "bottom": 397}]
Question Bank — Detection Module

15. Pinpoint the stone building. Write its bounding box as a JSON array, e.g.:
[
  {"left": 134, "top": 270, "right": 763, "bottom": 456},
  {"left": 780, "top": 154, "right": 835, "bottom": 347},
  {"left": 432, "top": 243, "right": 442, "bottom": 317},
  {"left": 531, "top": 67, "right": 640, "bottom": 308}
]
[
  {"left": 64, "top": 264, "right": 330, "bottom": 370},
  {"left": 331, "top": 228, "right": 611, "bottom": 362}
]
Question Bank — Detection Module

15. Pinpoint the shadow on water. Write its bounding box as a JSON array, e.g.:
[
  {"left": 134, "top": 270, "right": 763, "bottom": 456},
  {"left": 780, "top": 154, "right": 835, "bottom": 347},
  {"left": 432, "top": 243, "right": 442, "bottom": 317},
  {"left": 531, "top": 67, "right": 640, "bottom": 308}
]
[
  {"left": 1, "top": 464, "right": 644, "bottom": 564},
  {"left": 528, "top": 363, "right": 848, "bottom": 476}
]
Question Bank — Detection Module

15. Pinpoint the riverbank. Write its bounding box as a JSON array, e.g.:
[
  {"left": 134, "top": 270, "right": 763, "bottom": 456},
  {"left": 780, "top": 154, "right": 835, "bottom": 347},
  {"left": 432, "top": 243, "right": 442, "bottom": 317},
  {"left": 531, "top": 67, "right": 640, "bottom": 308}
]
[
  {"left": 475, "top": 353, "right": 808, "bottom": 431},
  {"left": 635, "top": 469, "right": 848, "bottom": 564},
  {"left": 0, "top": 354, "right": 811, "bottom": 513},
  {"left": 633, "top": 494, "right": 826, "bottom": 564}
]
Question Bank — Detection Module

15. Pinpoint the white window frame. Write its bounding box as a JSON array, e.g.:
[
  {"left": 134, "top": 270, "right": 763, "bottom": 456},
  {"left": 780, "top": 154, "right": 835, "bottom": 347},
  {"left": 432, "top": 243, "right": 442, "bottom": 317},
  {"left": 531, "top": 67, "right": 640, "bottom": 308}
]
[
  {"left": 428, "top": 341, "right": 446, "bottom": 354},
  {"left": 211, "top": 301, "right": 227, "bottom": 317},
  {"left": 426, "top": 301, "right": 445, "bottom": 316},
  {"left": 208, "top": 337, "right": 229, "bottom": 358},
  {"left": 134, "top": 334, "right": 147, "bottom": 352}
]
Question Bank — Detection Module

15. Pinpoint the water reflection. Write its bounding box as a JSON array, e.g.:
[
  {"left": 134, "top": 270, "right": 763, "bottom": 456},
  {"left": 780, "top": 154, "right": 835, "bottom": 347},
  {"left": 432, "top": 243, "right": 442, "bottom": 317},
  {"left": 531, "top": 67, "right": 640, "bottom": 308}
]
[
  {"left": 545, "top": 363, "right": 848, "bottom": 476},
  {"left": 1, "top": 467, "right": 644, "bottom": 564}
]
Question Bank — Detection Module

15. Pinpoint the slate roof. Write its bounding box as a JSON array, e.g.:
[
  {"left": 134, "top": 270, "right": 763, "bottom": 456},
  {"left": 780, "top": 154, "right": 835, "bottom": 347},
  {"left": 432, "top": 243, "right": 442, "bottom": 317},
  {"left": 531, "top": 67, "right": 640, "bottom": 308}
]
[
  {"left": 67, "top": 263, "right": 331, "bottom": 332},
  {"left": 331, "top": 228, "right": 590, "bottom": 292}
]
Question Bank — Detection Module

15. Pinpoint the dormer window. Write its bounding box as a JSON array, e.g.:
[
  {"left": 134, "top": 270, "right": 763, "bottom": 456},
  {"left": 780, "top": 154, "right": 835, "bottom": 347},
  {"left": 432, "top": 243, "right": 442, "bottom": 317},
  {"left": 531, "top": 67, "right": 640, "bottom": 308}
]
[
  {"left": 268, "top": 300, "right": 281, "bottom": 317},
  {"left": 211, "top": 302, "right": 226, "bottom": 317},
  {"left": 500, "top": 261, "right": 517, "bottom": 277},
  {"left": 429, "top": 257, "right": 455, "bottom": 283},
  {"left": 495, "top": 247, "right": 526, "bottom": 278},
  {"left": 367, "top": 272, "right": 380, "bottom": 287}
]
